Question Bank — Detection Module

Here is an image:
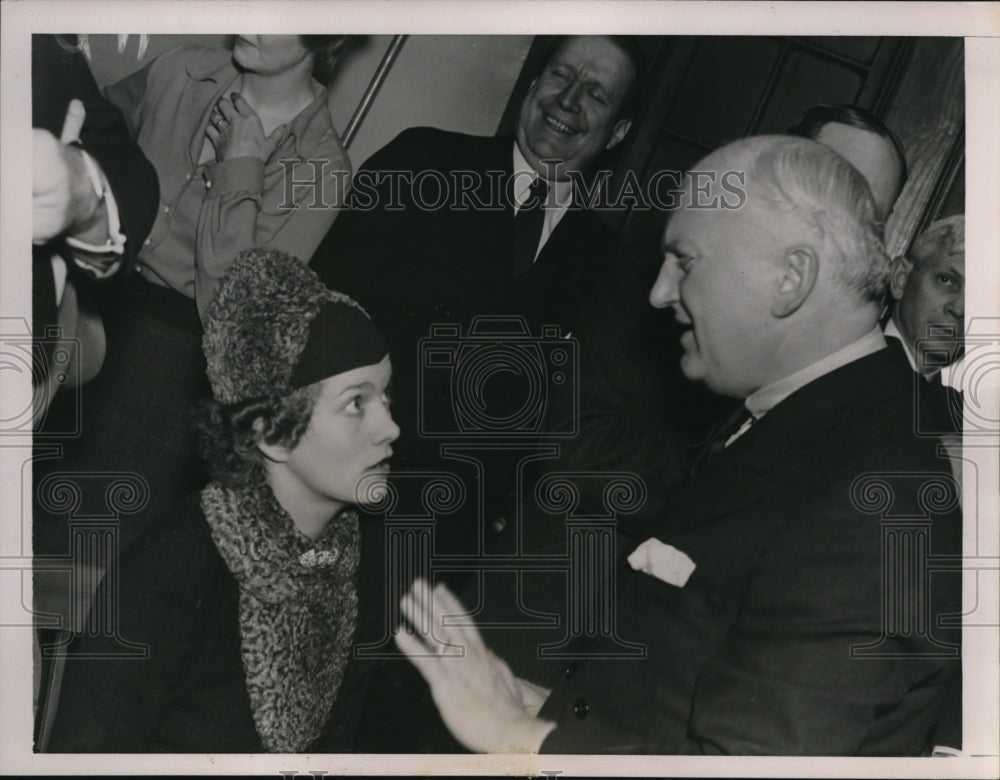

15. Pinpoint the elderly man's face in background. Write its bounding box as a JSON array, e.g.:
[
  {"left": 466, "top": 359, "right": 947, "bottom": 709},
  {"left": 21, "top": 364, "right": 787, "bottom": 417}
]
[
  {"left": 815, "top": 121, "right": 904, "bottom": 220},
  {"left": 516, "top": 36, "right": 635, "bottom": 180},
  {"left": 891, "top": 243, "right": 965, "bottom": 368}
]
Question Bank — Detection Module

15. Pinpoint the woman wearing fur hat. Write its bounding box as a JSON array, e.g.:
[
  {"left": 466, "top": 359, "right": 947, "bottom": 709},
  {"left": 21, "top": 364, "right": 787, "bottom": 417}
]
[{"left": 47, "top": 248, "right": 398, "bottom": 752}]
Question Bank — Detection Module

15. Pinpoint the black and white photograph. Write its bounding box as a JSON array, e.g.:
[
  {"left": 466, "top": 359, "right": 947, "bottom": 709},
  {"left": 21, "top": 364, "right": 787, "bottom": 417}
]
[{"left": 1, "top": 1, "right": 998, "bottom": 776}]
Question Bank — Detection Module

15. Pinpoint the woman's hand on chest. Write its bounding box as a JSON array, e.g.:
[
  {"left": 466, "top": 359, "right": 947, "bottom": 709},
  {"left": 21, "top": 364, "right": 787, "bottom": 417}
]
[{"left": 206, "top": 92, "right": 282, "bottom": 164}]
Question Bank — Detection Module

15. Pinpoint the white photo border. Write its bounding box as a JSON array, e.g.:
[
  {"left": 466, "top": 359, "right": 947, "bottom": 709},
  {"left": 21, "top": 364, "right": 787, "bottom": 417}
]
[{"left": 2, "top": 1, "right": 998, "bottom": 776}]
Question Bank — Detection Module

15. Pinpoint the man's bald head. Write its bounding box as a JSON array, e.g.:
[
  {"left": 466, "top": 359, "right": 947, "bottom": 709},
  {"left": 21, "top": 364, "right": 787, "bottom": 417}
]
[
  {"left": 789, "top": 104, "right": 907, "bottom": 221},
  {"left": 649, "top": 136, "right": 890, "bottom": 396}
]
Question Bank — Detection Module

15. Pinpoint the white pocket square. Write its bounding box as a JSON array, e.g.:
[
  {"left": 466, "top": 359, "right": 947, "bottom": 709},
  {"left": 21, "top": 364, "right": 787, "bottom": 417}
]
[{"left": 627, "top": 538, "right": 696, "bottom": 587}]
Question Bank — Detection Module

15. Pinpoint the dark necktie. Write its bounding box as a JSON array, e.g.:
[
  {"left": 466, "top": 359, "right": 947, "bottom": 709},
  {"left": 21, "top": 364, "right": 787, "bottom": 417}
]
[
  {"left": 689, "top": 404, "right": 756, "bottom": 476},
  {"left": 512, "top": 177, "right": 548, "bottom": 277}
]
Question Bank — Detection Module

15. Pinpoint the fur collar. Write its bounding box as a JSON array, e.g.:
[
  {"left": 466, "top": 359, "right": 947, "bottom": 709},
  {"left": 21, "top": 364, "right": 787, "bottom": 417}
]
[{"left": 201, "top": 480, "right": 360, "bottom": 752}]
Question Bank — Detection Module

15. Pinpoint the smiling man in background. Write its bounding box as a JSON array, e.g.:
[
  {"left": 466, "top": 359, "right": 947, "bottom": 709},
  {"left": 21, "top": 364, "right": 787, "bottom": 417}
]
[
  {"left": 310, "top": 34, "right": 642, "bottom": 367},
  {"left": 309, "top": 35, "right": 643, "bottom": 551}
]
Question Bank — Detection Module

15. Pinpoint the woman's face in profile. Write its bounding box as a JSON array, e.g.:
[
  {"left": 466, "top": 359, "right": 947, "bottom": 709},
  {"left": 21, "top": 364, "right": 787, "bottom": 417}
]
[
  {"left": 232, "top": 35, "right": 312, "bottom": 78},
  {"left": 282, "top": 356, "right": 399, "bottom": 510}
]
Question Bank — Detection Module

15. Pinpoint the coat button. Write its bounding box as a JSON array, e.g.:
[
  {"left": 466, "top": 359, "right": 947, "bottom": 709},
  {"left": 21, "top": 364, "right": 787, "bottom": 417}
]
[
  {"left": 163, "top": 205, "right": 170, "bottom": 214},
  {"left": 563, "top": 661, "right": 578, "bottom": 680},
  {"left": 573, "top": 698, "right": 588, "bottom": 720},
  {"left": 491, "top": 515, "right": 507, "bottom": 534}
]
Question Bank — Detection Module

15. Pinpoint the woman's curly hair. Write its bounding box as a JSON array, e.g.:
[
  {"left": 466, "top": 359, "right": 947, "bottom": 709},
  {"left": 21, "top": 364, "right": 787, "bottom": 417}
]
[
  {"left": 300, "top": 35, "right": 350, "bottom": 85},
  {"left": 196, "top": 384, "right": 321, "bottom": 489}
]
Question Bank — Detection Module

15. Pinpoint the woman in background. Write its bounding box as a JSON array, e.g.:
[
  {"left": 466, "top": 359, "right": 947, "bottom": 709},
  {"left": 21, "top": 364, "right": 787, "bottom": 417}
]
[
  {"left": 48, "top": 248, "right": 398, "bottom": 752},
  {"left": 107, "top": 35, "right": 350, "bottom": 314},
  {"left": 36, "top": 36, "right": 352, "bottom": 558}
]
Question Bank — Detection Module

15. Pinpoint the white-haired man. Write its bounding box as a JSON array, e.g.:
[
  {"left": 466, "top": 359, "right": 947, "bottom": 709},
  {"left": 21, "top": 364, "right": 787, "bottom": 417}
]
[
  {"left": 885, "top": 215, "right": 966, "bottom": 436},
  {"left": 887, "top": 215, "right": 965, "bottom": 379},
  {"left": 395, "top": 136, "right": 961, "bottom": 755}
]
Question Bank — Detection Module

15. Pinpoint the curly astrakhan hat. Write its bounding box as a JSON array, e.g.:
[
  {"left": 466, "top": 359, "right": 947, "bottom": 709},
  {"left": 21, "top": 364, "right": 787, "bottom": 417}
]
[{"left": 203, "top": 248, "right": 388, "bottom": 405}]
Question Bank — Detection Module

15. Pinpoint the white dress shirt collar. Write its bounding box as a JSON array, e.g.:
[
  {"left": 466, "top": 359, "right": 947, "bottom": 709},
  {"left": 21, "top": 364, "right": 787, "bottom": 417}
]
[
  {"left": 884, "top": 316, "right": 964, "bottom": 390},
  {"left": 884, "top": 317, "right": 923, "bottom": 373},
  {"left": 511, "top": 142, "right": 574, "bottom": 210},
  {"left": 511, "top": 143, "right": 575, "bottom": 263},
  {"left": 745, "top": 326, "right": 887, "bottom": 420}
]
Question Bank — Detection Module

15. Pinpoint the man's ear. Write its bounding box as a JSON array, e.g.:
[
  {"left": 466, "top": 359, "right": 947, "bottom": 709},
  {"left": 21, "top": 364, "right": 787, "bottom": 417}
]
[
  {"left": 253, "top": 417, "right": 290, "bottom": 464},
  {"left": 605, "top": 118, "right": 632, "bottom": 152},
  {"left": 772, "top": 245, "right": 819, "bottom": 318},
  {"left": 888, "top": 254, "right": 913, "bottom": 301}
]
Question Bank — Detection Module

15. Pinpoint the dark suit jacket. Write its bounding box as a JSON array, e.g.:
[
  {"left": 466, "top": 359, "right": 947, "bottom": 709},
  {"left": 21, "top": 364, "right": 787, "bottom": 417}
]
[
  {"left": 32, "top": 35, "right": 159, "bottom": 344},
  {"left": 883, "top": 333, "right": 963, "bottom": 437},
  {"left": 309, "top": 126, "right": 619, "bottom": 560},
  {"left": 310, "top": 126, "right": 615, "bottom": 335},
  {"left": 537, "top": 346, "right": 962, "bottom": 754},
  {"left": 309, "top": 127, "right": 616, "bottom": 445}
]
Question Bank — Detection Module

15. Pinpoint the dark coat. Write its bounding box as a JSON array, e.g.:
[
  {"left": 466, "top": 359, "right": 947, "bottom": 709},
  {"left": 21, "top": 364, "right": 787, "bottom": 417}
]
[
  {"left": 308, "top": 126, "right": 617, "bottom": 448},
  {"left": 309, "top": 126, "right": 619, "bottom": 560},
  {"left": 883, "top": 333, "right": 963, "bottom": 436},
  {"left": 537, "top": 346, "right": 962, "bottom": 754},
  {"left": 46, "top": 492, "right": 372, "bottom": 753},
  {"left": 310, "top": 126, "right": 616, "bottom": 341}
]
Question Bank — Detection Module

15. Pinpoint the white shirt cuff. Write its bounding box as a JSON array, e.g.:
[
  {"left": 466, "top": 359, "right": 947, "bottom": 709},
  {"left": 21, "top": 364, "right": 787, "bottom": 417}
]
[{"left": 64, "top": 149, "right": 126, "bottom": 278}]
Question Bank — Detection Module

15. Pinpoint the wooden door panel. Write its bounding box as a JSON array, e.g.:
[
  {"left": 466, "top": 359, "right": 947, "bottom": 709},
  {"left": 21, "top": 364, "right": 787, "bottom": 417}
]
[
  {"left": 668, "top": 37, "right": 783, "bottom": 146},
  {"left": 757, "top": 49, "right": 865, "bottom": 131}
]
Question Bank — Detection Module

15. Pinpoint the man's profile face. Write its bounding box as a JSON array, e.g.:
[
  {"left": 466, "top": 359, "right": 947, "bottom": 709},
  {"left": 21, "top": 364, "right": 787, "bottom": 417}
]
[
  {"left": 891, "top": 247, "right": 965, "bottom": 368},
  {"left": 815, "top": 122, "right": 904, "bottom": 220},
  {"left": 649, "top": 175, "right": 778, "bottom": 398},
  {"left": 516, "top": 36, "right": 635, "bottom": 180}
]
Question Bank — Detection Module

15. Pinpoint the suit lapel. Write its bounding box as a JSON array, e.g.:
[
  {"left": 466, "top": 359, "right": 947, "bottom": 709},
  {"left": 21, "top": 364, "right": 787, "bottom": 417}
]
[
  {"left": 657, "top": 347, "right": 909, "bottom": 536},
  {"left": 472, "top": 135, "right": 517, "bottom": 277}
]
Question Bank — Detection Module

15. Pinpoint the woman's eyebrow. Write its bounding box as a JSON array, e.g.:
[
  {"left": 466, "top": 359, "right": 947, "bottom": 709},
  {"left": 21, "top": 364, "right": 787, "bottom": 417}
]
[{"left": 336, "top": 381, "right": 375, "bottom": 397}]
